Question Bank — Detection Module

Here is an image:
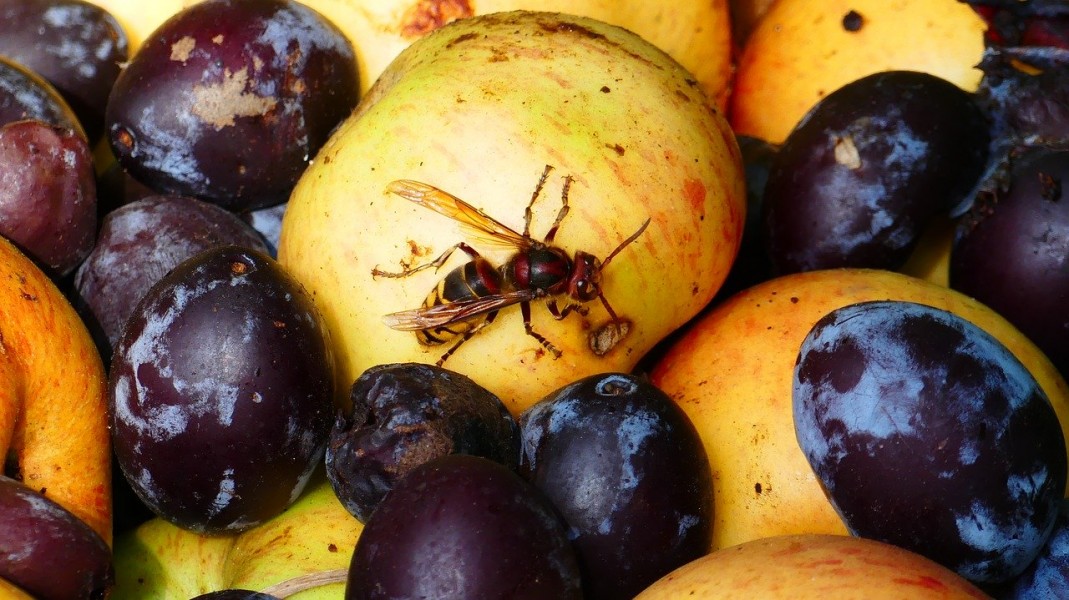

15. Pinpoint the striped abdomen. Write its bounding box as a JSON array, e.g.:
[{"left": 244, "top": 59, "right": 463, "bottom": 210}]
[{"left": 417, "top": 257, "right": 504, "bottom": 346}]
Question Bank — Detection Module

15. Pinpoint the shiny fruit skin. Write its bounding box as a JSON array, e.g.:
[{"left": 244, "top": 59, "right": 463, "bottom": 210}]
[
  {"left": 346, "top": 454, "right": 582, "bottom": 599},
  {"left": 794, "top": 300, "right": 1067, "bottom": 584},
  {"left": 326, "top": 362, "right": 520, "bottom": 523},
  {"left": 0, "top": 0, "right": 128, "bottom": 141},
  {"left": 634, "top": 534, "right": 990, "bottom": 599},
  {"left": 950, "top": 146, "right": 1069, "bottom": 381},
  {"left": 519, "top": 373, "right": 713, "bottom": 600},
  {"left": 731, "top": 0, "right": 987, "bottom": 145},
  {"left": 762, "top": 70, "right": 989, "bottom": 275},
  {"left": 0, "top": 475, "right": 114, "bottom": 600},
  {"left": 109, "top": 246, "right": 334, "bottom": 533},
  {"left": 650, "top": 269, "right": 1069, "bottom": 551},
  {"left": 104, "top": 0, "right": 359, "bottom": 211},
  {"left": 0, "top": 55, "right": 84, "bottom": 137}
]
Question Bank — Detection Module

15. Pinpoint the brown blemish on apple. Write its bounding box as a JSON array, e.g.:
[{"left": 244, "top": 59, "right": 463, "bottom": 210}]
[
  {"left": 399, "top": 0, "right": 473, "bottom": 40},
  {"left": 170, "top": 36, "right": 195, "bottom": 62},
  {"left": 589, "top": 320, "right": 630, "bottom": 356},
  {"left": 605, "top": 143, "right": 625, "bottom": 156},
  {"left": 191, "top": 68, "right": 278, "bottom": 130}
]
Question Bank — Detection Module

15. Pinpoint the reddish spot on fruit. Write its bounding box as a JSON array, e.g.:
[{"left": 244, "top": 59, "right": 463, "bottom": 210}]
[
  {"left": 684, "top": 178, "right": 706, "bottom": 214},
  {"left": 399, "top": 0, "right": 473, "bottom": 39}
]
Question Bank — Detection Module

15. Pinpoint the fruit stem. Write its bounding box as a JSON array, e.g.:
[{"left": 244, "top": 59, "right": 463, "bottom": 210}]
[{"left": 260, "top": 569, "right": 349, "bottom": 598}]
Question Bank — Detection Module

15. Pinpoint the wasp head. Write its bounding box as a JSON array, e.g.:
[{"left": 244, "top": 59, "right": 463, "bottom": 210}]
[{"left": 568, "top": 251, "right": 603, "bottom": 303}]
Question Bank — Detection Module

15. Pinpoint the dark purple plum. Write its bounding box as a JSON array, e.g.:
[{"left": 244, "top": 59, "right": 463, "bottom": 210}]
[
  {"left": 1003, "top": 499, "right": 1069, "bottom": 599},
  {"left": 105, "top": 0, "right": 360, "bottom": 211},
  {"left": 325, "top": 362, "right": 519, "bottom": 523},
  {"left": 762, "top": 70, "right": 990, "bottom": 274},
  {"left": 73, "top": 194, "right": 269, "bottom": 355},
  {"left": 0, "top": 119, "right": 96, "bottom": 277},
  {"left": 346, "top": 454, "right": 582, "bottom": 600},
  {"left": 793, "top": 300, "right": 1067, "bottom": 585},
  {"left": 975, "top": 47, "right": 1069, "bottom": 149},
  {"left": 108, "top": 246, "right": 335, "bottom": 533},
  {"left": 0, "top": 475, "right": 113, "bottom": 600},
  {"left": 950, "top": 146, "right": 1069, "bottom": 381},
  {"left": 518, "top": 373, "right": 713, "bottom": 600},
  {"left": 190, "top": 591, "right": 280, "bottom": 600},
  {"left": 0, "top": 0, "right": 128, "bottom": 141},
  {"left": 0, "top": 54, "right": 83, "bottom": 136}
]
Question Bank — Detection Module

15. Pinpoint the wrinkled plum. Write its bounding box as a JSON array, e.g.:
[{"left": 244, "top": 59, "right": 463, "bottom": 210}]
[
  {"left": 1004, "top": 499, "right": 1069, "bottom": 598},
  {"left": 105, "top": 0, "right": 359, "bottom": 211},
  {"left": 950, "top": 146, "right": 1069, "bottom": 381},
  {"left": 519, "top": 373, "right": 713, "bottom": 599},
  {"left": 0, "top": 475, "right": 113, "bottom": 600},
  {"left": 326, "top": 362, "right": 519, "bottom": 523},
  {"left": 109, "top": 246, "right": 334, "bottom": 533},
  {"left": 0, "top": 0, "right": 128, "bottom": 140},
  {"left": 0, "top": 119, "right": 96, "bottom": 277},
  {"left": 762, "top": 70, "right": 990, "bottom": 274},
  {"left": 793, "top": 300, "right": 1067, "bottom": 584},
  {"left": 0, "top": 55, "right": 83, "bottom": 136},
  {"left": 74, "top": 195, "right": 269, "bottom": 356},
  {"left": 976, "top": 47, "right": 1069, "bottom": 149},
  {"left": 346, "top": 454, "right": 582, "bottom": 600}
]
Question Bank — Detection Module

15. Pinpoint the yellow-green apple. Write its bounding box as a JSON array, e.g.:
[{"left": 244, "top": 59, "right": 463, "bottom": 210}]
[
  {"left": 730, "top": 0, "right": 987, "bottom": 144},
  {"left": 634, "top": 534, "right": 990, "bottom": 599},
  {"left": 650, "top": 268, "right": 1069, "bottom": 551},
  {"left": 278, "top": 11, "right": 745, "bottom": 415},
  {"left": 82, "top": 0, "right": 734, "bottom": 110},
  {"left": 0, "top": 234, "right": 111, "bottom": 544},
  {"left": 0, "top": 577, "right": 33, "bottom": 600},
  {"left": 111, "top": 476, "right": 361, "bottom": 599}
]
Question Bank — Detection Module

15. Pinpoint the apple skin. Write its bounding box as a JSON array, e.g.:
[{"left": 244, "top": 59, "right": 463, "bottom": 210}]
[
  {"left": 278, "top": 11, "right": 744, "bottom": 416},
  {"left": 0, "top": 234, "right": 111, "bottom": 544},
  {"left": 650, "top": 268, "right": 1069, "bottom": 551},
  {"left": 82, "top": 0, "right": 733, "bottom": 111},
  {"left": 111, "top": 477, "right": 362, "bottom": 599},
  {"left": 634, "top": 534, "right": 990, "bottom": 599},
  {"left": 730, "top": 0, "right": 987, "bottom": 144}
]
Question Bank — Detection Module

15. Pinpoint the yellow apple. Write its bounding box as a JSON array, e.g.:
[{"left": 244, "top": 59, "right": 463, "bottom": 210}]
[
  {"left": 0, "top": 235, "right": 111, "bottom": 544},
  {"left": 278, "top": 11, "right": 745, "bottom": 415},
  {"left": 84, "top": 0, "right": 734, "bottom": 110},
  {"left": 635, "top": 534, "right": 990, "bottom": 599},
  {"left": 730, "top": 0, "right": 987, "bottom": 144},
  {"left": 650, "top": 268, "right": 1069, "bottom": 551}
]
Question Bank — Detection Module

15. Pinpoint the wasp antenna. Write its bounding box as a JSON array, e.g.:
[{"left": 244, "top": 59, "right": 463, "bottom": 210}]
[{"left": 602, "top": 218, "right": 651, "bottom": 267}]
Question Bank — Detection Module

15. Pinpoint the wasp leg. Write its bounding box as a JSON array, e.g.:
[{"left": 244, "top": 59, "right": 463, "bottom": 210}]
[
  {"left": 372, "top": 242, "right": 481, "bottom": 278},
  {"left": 547, "top": 298, "right": 589, "bottom": 320},
  {"left": 542, "top": 174, "right": 573, "bottom": 245},
  {"left": 523, "top": 164, "right": 555, "bottom": 238},
  {"left": 436, "top": 310, "right": 498, "bottom": 366},
  {"left": 521, "top": 301, "right": 563, "bottom": 358}
]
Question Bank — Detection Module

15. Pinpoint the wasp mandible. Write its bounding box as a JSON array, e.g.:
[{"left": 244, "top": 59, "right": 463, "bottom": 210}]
[{"left": 371, "top": 165, "right": 651, "bottom": 366}]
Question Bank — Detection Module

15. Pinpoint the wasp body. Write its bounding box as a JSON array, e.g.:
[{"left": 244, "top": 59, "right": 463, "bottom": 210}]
[{"left": 373, "top": 165, "right": 649, "bottom": 365}]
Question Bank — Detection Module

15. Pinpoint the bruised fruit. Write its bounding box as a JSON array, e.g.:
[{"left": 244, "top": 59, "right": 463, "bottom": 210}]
[
  {"left": 109, "top": 246, "right": 334, "bottom": 533},
  {"left": 325, "top": 362, "right": 519, "bottom": 523},
  {"left": 519, "top": 373, "right": 713, "bottom": 600},
  {"left": 0, "top": 119, "right": 96, "bottom": 277},
  {"left": 762, "top": 70, "right": 990, "bottom": 274},
  {"left": 73, "top": 195, "right": 269, "bottom": 355},
  {"left": 794, "top": 300, "right": 1068, "bottom": 584},
  {"left": 0, "top": 475, "right": 114, "bottom": 600},
  {"left": 346, "top": 454, "right": 582, "bottom": 599},
  {"left": 0, "top": 0, "right": 128, "bottom": 140},
  {"left": 105, "top": 0, "right": 359, "bottom": 211}
]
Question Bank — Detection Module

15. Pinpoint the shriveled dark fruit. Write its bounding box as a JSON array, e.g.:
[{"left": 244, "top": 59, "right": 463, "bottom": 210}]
[
  {"left": 109, "top": 246, "right": 334, "bottom": 533},
  {"left": 968, "top": 1, "right": 1069, "bottom": 49},
  {"left": 189, "top": 591, "right": 280, "bottom": 600},
  {"left": 0, "top": 119, "right": 96, "bottom": 277},
  {"left": 73, "top": 194, "right": 269, "bottom": 356},
  {"left": 0, "top": 475, "right": 114, "bottom": 600},
  {"left": 761, "top": 70, "right": 990, "bottom": 274},
  {"left": 950, "top": 146, "right": 1069, "bottom": 381},
  {"left": 346, "top": 454, "right": 582, "bottom": 600},
  {"left": 0, "top": 55, "right": 83, "bottom": 137},
  {"left": 0, "top": 0, "right": 128, "bottom": 141},
  {"left": 326, "top": 362, "right": 519, "bottom": 523},
  {"left": 976, "top": 46, "right": 1069, "bottom": 150},
  {"left": 105, "top": 0, "right": 360, "bottom": 211},
  {"left": 519, "top": 373, "right": 713, "bottom": 600},
  {"left": 794, "top": 300, "right": 1067, "bottom": 585}
]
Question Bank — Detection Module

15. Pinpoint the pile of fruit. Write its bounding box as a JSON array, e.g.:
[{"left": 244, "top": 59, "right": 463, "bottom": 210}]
[{"left": 1, "top": 0, "right": 1068, "bottom": 598}]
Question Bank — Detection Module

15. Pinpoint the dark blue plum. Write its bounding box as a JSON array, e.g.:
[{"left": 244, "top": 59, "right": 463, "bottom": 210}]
[
  {"left": 1003, "top": 499, "right": 1069, "bottom": 598},
  {"left": 519, "top": 373, "right": 713, "bottom": 600},
  {"left": 793, "top": 300, "right": 1067, "bottom": 585}
]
